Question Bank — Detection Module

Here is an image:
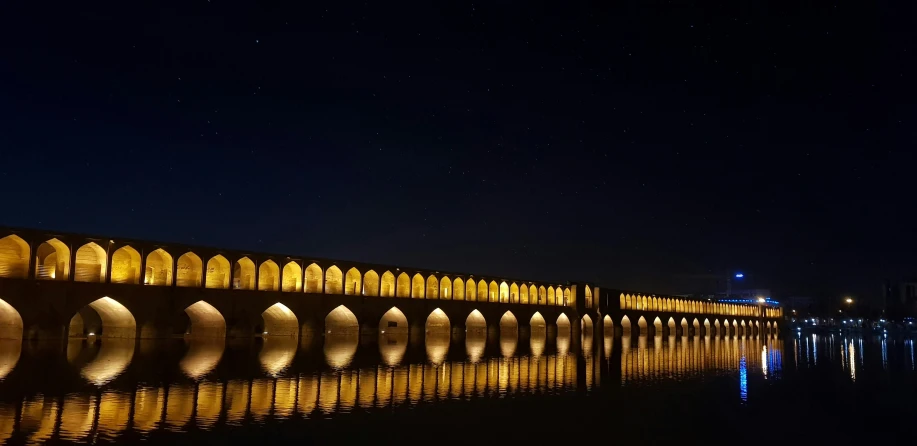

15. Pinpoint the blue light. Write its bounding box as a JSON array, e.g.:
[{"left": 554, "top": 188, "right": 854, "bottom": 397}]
[{"left": 735, "top": 273, "right": 744, "bottom": 279}]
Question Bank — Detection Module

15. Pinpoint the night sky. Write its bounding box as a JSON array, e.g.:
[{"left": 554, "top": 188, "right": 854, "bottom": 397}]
[{"left": 1, "top": 1, "right": 914, "bottom": 303}]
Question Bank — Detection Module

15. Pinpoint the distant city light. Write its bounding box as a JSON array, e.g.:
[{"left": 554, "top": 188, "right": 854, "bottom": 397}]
[
  {"left": 735, "top": 273, "right": 744, "bottom": 278},
  {"left": 757, "top": 297, "right": 766, "bottom": 303},
  {"left": 845, "top": 297, "right": 853, "bottom": 304}
]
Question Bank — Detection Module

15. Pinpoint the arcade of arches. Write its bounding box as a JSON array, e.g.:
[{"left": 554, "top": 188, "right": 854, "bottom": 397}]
[
  {"left": 0, "top": 231, "right": 785, "bottom": 342},
  {"left": 0, "top": 234, "right": 584, "bottom": 308}
]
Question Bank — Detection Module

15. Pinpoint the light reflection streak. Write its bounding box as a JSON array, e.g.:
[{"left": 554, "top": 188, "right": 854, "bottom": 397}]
[{"left": 0, "top": 330, "right": 798, "bottom": 440}]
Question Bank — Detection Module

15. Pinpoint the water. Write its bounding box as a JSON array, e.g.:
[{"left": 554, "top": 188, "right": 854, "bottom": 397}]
[{"left": 0, "top": 332, "right": 915, "bottom": 444}]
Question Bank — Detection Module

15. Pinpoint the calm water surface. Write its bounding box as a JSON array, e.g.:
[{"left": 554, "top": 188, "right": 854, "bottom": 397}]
[{"left": 0, "top": 332, "right": 915, "bottom": 444}]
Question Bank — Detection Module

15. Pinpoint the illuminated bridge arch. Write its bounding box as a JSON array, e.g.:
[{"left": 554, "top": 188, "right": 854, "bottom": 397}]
[
  {"left": 439, "top": 276, "right": 451, "bottom": 300},
  {"left": 499, "top": 311, "right": 518, "bottom": 337},
  {"left": 621, "top": 315, "right": 632, "bottom": 336},
  {"left": 75, "top": 242, "right": 107, "bottom": 283},
  {"left": 34, "top": 238, "right": 70, "bottom": 280},
  {"left": 205, "top": 255, "right": 230, "bottom": 289},
  {"left": 363, "top": 270, "right": 380, "bottom": 296},
  {"left": 396, "top": 273, "right": 410, "bottom": 297},
  {"left": 282, "top": 261, "right": 302, "bottom": 292},
  {"left": 556, "top": 313, "right": 571, "bottom": 336},
  {"left": 530, "top": 312, "right": 546, "bottom": 337},
  {"left": 261, "top": 302, "right": 299, "bottom": 337},
  {"left": 184, "top": 301, "right": 226, "bottom": 338},
  {"left": 325, "top": 305, "right": 359, "bottom": 335},
  {"left": 465, "top": 309, "right": 486, "bottom": 336},
  {"left": 258, "top": 260, "right": 280, "bottom": 291},
  {"left": 0, "top": 298, "right": 23, "bottom": 340},
  {"left": 379, "top": 307, "right": 408, "bottom": 335},
  {"left": 145, "top": 248, "right": 173, "bottom": 286},
  {"left": 380, "top": 271, "right": 395, "bottom": 297},
  {"left": 0, "top": 235, "right": 29, "bottom": 279},
  {"left": 175, "top": 252, "right": 202, "bottom": 287},
  {"left": 304, "top": 263, "right": 322, "bottom": 293},
  {"left": 411, "top": 274, "right": 424, "bottom": 299},
  {"left": 233, "top": 257, "right": 255, "bottom": 290},
  {"left": 344, "top": 267, "right": 361, "bottom": 295},
  {"left": 325, "top": 265, "right": 343, "bottom": 294},
  {"left": 425, "top": 308, "right": 450, "bottom": 335},
  {"left": 69, "top": 297, "right": 137, "bottom": 339},
  {"left": 427, "top": 275, "right": 439, "bottom": 299}
]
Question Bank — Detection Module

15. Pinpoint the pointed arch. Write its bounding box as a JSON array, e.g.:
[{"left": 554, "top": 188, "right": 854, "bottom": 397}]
[
  {"left": 425, "top": 308, "right": 451, "bottom": 335},
  {"left": 74, "top": 242, "right": 107, "bottom": 283},
  {"left": 667, "top": 317, "right": 676, "bottom": 334},
  {"left": 257, "top": 260, "right": 280, "bottom": 291},
  {"left": 304, "top": 263, "right": 323, "bottom": 293},
  {"left": 325, "top": 305, "right": 359, "bottom": 334},
  {"left": 585, "top": 286, "right": 593, "bottom": 308},
  {"left": 184, "top": 301, "right": 226, "bottom": 338},
  {"left": 653, "top": 317, "right": 662, "bottom": 335},
  {"left": 465, "top": 309, "right": 486, "bottom": 335},
  {"left": 411, "top": 273, "right": 425, "bottom": 298},
  {"left": 489, "top": 281, "right": 499, "bottom": 303},
  {"left": 426, "top": 275, "right": 439, "bottom": 299},
  {"left": 110, "top": 245, "right": 141, "bottom": 284},
  {"left": 0, "top": 235, "right": 29, "bottom": 279},
  {"left": 510, "top": 283, "right": 520, "bottom": 304},
  {"left": 69, "top": 296, "right": 137, "bottom": 339},
  {"left": 380, "top": 271, "right": 395, "bottom": 297},
  {"left": 539, "top": 286, "right": 546, "bottom": 305},
  {"left": 519, "top": 284, "right": 527, "bottom": 304},
  {"left": 144, "top": 248, "right": 173, "bottom": 286},
  {"left": 439, "top": 275, "right": 451, "bottom": 300},
  {"left": 379, "top": 307, "right": 408, "bottom": 335},
  {"left": 324, "top": 265, "right": 343, "bottom": 294},
  {"left": 476, "top": 280, "right": 488, "bottom": 302},
  {"left": 499, "top": 311, "right": 518, "bottom": 336},
  {"left": 528, "top": 284, "right": 537, "bottom": 304},
  {"left": 261, "top": 302, "right": 299, "bottom": 337},
  {"left": 635, "top": 316, "right": 647, "bottom": 335},
  {"left": 34, "top": 238, "right": 70, "bottom": 280},
  {"left": 344, "top": 267, "right": 361, "bottom": 295},
  {"left": 530, "top": 312, "right": 546, "bottom": 336},
  {"left": 547, "top": 286, "right": 556, "bottom": 306},
  {"left": 176, "top": 252, "right": 203, "bottom": 288},
  {"left": 556, "top": 313, "right": 571, "bottom": 336},
  {"left": 232, "top": 257, "right": 255, "bottom": 290},
  {"left": 453, "top": 277, "right": 465, "bottom": 301},
  {"left": 581, "top": 314, "right": 594, "bottom": 334},
  {"left": 0, "top": 298, "right": 23, "bottom": 340},
  {"left": 499, "top": 282, "right": 509, "bottom": 303},
  {"left": 396, "top": 272, "right": 410, "bottom": 297},
  {"left": 621, "top": 315, "right": 632, "bottom": 335},
  {"left": 281, "top": 261, "right": 302, "bottom": 292},
  {"left": 362, "top": 270, "right": 380, "bottom": 296},
  {"left": 563, "top": 288, "right": 571, "bottom": 306},
  {"left": 205, "top": 255, "right": 231, "bottom": 289}
]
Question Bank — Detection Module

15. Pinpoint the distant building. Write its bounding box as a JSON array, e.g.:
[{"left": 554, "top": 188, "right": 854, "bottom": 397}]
[{"left": 884, "top": 279, "right": 917, "bottom": 319}]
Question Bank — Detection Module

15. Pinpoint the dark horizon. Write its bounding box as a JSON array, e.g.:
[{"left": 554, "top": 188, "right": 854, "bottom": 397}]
[{"left": 1, "top": 1, "right": 914, "bottom": 305}]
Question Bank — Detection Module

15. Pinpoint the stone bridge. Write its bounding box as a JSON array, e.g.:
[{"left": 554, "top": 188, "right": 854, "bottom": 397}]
[{"left": 0, "top": 227, "right": 783, "bottom": 344}]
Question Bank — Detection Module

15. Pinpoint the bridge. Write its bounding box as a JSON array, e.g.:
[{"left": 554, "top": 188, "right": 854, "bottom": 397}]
[{"left": 0, "top": 227, "right": 782, "bottom": 344}]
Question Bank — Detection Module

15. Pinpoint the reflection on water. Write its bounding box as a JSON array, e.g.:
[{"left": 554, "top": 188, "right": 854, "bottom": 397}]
[
  {"left": 259, "top": 337, "right": 297, "bottom": 377},
  {"left": 379, "top": 333, "right": 408, "bottom": 366},
  {"left": 68, "top": 338, "right": 136, "bottom": 386},
  {"left": 0, "top": 340, "right": 20, "bottom": 380},
  {"left": 181, "top": 338, "right": 225, "bottom": 379},
  {"left": 15, "top": 329, "right": 917, "bottom": 443},
  {"left": 324, "top": 334, "right": 358, "bottom": 369},
  {"left": 620, "top": 335, "right": 783, "bottom": 386}
]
